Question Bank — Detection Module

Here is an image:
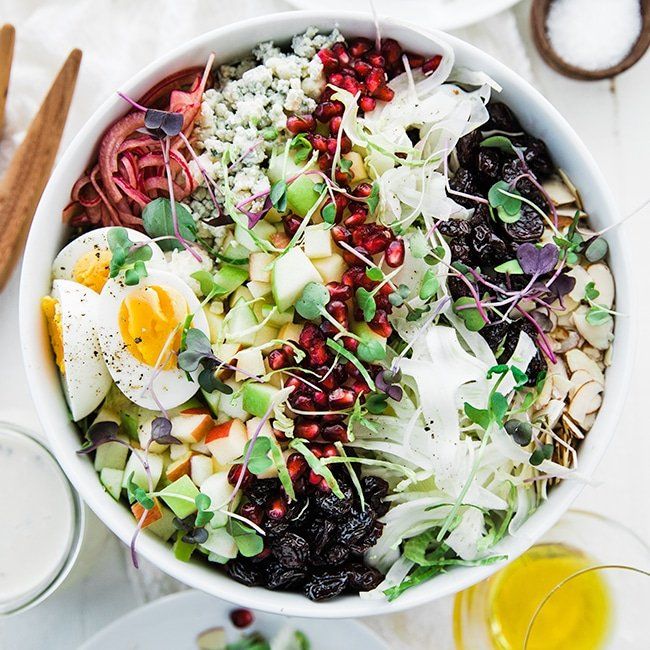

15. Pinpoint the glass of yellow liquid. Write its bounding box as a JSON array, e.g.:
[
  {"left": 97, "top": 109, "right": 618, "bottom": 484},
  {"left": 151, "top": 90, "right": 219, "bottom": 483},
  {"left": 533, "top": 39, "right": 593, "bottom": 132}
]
[{"left": 454, "top": 510, "right": 650, "bottom": 650}]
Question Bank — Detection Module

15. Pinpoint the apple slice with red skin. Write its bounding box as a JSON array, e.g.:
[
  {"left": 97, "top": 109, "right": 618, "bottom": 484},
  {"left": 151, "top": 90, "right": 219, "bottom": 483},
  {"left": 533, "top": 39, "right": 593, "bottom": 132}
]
[{"left": 205, "top": 418, "right": 248, "bottom": 466}]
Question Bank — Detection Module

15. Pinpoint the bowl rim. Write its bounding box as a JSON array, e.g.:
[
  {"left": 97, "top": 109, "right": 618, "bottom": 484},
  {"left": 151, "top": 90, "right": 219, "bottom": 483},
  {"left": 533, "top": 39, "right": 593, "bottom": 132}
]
[{"left": 19, "top": 9, "right": 635, "bottom": 618}]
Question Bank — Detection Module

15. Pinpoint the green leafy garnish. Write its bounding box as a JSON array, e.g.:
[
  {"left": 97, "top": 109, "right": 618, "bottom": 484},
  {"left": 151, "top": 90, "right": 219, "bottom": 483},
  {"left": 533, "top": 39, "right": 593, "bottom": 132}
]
[
  {"left": 321, "top": 201, "right": 337, "bottom": 224},
  {"left": 290, "top": 134, "right": 313, "bottom": 163},
  {"left": 231, "top": 520, "right": 264, "bottom": 557},
  {"left": 419, "top": 269, "right": 440, "bottom": 301},
  {"left": 107, "top": 227, "right": 153, "bottom": 283},
  {"left": 356, "top": 287, "right": 377, "bottom": 322},
  {"left": 494, "top": 259, "right": 524, "bottom": 275},
  {"left": 488, "top": 181, "right": 521, "bottom": 223},
  {"left": 241, "top": 437, "right": 274, "bottom": 475},
  {"left": 142, "top": 198, "right": 197, "bottom": 251},
  {"left": 270, "top": 180, "right": 288, "bottom": 212},
  {"left": 289, "top": 439, "right": 344, "bottom": 498},
  {"left": 480, "top": 135, "right": 515, "bottom": 153},
  {"left": 326, "top": 339, "right": 376, "bottom": 391},
  {"left": 367, "top": 182, "right": 380, "bottom": 214},
  {"left": 295, "top": 282, "right": 330, "bottom": 320},
  {"left": 453, "top": 297, "right": 486, "bottom": 331},
  {"left": 357, "top": 338, "right": 386, "bottom": 363},
  {"left": 366, "top": 267, "right": 384, "bottom": 281}
]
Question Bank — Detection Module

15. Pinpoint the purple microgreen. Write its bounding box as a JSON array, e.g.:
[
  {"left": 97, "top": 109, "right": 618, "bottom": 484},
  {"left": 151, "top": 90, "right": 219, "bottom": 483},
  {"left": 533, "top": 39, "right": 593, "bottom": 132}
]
[
  {"left": 141, "top": 196, "right": 197, "bottom": 253},
  {"left": 516, "top": 243, "right": 559, "bottom": 276},
  {"left": 516, "top": 305, "right": 557, "bottom": 364},
  {"left": 182, "top": 527, "right": 209, "bottom": 545},
  {"left": 144, "top": 108, "right": 184, "bottom": 139},
  {"left": 151, "top": 417, "right": 181, "bottom": 445},
  {"left": 375, "top": 368, "right": 404, "bottom": 401},
  {"left": 531, "top": 310, "right": 554, "bottom": 333},
  {"left": 547, "top": 272, "right": 576, "bottom": 299},
  {"left": 239, "top": 194, "right": 272, "bottom": 229},
  {"left": 77, "top": 421, "right": 124, "bottom": 455}
]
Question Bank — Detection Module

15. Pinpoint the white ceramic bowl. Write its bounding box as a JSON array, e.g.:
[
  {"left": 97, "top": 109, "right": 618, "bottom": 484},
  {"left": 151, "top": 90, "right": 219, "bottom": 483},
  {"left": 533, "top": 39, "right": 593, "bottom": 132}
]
[{"left": 19, "top": 11, "right": 633, "bottom": 618}]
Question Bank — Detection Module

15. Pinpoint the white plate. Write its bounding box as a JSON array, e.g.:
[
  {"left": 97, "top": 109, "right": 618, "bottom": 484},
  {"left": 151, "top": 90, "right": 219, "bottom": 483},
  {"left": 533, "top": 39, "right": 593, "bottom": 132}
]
[
  {"left": 285, "top": 0, "right": 522, "bottom": 31},
  {"left": 79, "top": 590, "right": 388, "bottom": 650}
]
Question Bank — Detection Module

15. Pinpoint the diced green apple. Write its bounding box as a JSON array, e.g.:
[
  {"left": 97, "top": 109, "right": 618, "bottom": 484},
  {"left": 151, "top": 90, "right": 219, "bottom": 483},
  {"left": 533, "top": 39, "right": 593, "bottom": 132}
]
[
  {"left": 312, "top": 253, "right": 346, "bottom": 283},
  {"left": 261, "top": 303, "right": 294, "bottom": 327},
  {"left": 217, "top": 378, "right": 250, "bottom": 421},
  {"left": 122, "top": 451, "right": 163, "bottom": 491},
  {"left": 201, "top": 527, "right": 237, "bottom": 559},
  {"left": 99, "top": 467, "right": 124, "bottom": 500},
  {"left": 249, "top": 251, "right": 275, "bottom": 283},
  {"left": 205, "top": 419, "right": 248, "bottom": 466},
  {"left": 196, "top": 627, "right": 227, "bottom": 650},
  {"left": 203, "top": 308, "right": 224, "bottom": 344},
  {"left": 278, "top": 322, "right": 303, "bottom": 343},
  {"left": 343, "top": 151, "right": 368, "bottom": 183},
  {"left": 94, "top": 438, "right": 129, "bottom": 471},
  {"left": 247, "top": 281, "right": 271, "bottom": 299},
  {"left": 287, "top": 174, "right": 322, "bottom": 217},
  {"left": 190, "top": 454, "right": 213, "bottom": 487},
  {"left": 211, "top": 264, "right": 249, "bottom": 296},
  {"left": 159, "top": 475, "right": 200, "bottom": 519},
  {"left": 234, "top": 220, "right": 275, "bottom": 252},
  {"left": 228, "top": 285, "right": 253, "bottom": 308},
  {"left": 253, "top": 324, "right": 278, "bottom": 347},
  {"left": 235, "top": 347, "right": 265, "bottom": 382},
  {"left": 226, "top": 298, "right": 258, "bottom": 347},
  {"left": 271, "top": 247, "right": 323, "bottom": 311},
  {"left": 146, "top": 505, "right": 177, "bottom": 541},
  {"left": 304, "top": 224, "right": 333, "bottom": 259},
  {"left": 242, "top": 383, "right": 279, "bottom": 418},
  {"left": 169, "top": 442, "right": 191, "bottom": 461},
  {"left": 200, "top": 471, "right": 238, "bottom": 527}
]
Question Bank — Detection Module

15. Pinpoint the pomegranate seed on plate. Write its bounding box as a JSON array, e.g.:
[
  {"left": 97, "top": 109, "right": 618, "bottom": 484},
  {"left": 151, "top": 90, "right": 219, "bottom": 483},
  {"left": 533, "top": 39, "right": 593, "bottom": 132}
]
[
  {"left": 349, "top": 37, "right": 373, "bottom": 58},
  {"left": 386, "top": 238, "right": 405, "bottom": 267},
  {"left": 329, "top": 387, "right": 356, "bottom": 409},
  {"left": 286, "top": 114, "right": 315, "bottom": 134},
  {"left": 267, "top": 349, "right": 288, "bottom": 370},
  {"left": 353, "top": 59, "right": 372, "bottom": 78},
  {"left": 332, "top": 42, "right": 350, "bottom": 66},
  {"left": 369, "top": 309, "right": 393, "bottom": 338},
  {"left": 365, "top": 52, "right": 386, "bottom": 68},
  {"left": 406, "top": 52, "right": 425, "bottom": 68},
  {"left": 230, "top": 609, "right": 254, "bottom": 628},
  {"left": 267, "top": 497, "right": 287, "bottom": 520},
  {"left": 327, "top": 281, "right": 353, "bottom": 301},
  {"left": 365, "top": 67, "right": 386, "bottom": 94},
  {"left": 423, "top": 55, "right": 442, "bottom": 75},
  {"left": 295, "top": 420, "right": 320, "bottom": 440},
  {"left": 373, "top": 85, "right": 395, "bottom": 102},
  {"left": 239, "top": 503, "right": 264, "bottom": 527},
  {"left": 322, "top": 424, "right": 348, "bottom": 443},
  {"left": 318, "top": 48, "right": 339, "bottom": 72},
  {"left": 358, "top": 96, "right": 376, "bottom": 112},
  {"left": 381, "top": 38, "right": 402, "bottom": 66},
  {"left": 287, "top": 453, "right": 308, "bottom": 480},
  {"left": 328, "top": 72, "right": 344, "bottom": 87}
]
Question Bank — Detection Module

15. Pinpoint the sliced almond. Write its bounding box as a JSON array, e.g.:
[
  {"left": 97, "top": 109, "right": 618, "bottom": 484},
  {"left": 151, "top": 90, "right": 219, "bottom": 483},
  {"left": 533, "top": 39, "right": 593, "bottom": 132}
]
[
  {"left": 573, "top": 306, "right": 613, "bottom": 350},
  {"left": 582, "top": 413, "right": 597, "bottom": 431},
  {"left": 562, "top": 413, "right": 585, "bottom": 439},
  {"left": 557, "top": 312, "right": 575, "bottom": 328},
  {"left": 537, "top": 372, "right": 553, "bottom": 408},
  {"left": 604, "top": 347, "right": 613, "bottom": 367},
  {"left": 558, "top": 169, "right": 583, "bottom": 207},
  {"left": 582, "top": 346, "right": 602, "bottom": 361},
  {"left": 567, "top": 265, "right": 591, "bottom": 302},
  {"left": 587, "top": 263, "right": 615, "bottom": 309},
  {"left": 565, "top": 348, "right": 605, "bottom": 384},
  {"left": 568, "top": 369, "right": 594, "bottom": 399},
  {"left": 557, "top": 206, "right": 587, "bottom": 218},
  {"left": 553, "top": 374, "right": 572, "bottom": 401},
  {"left": 569, "top": 381, "right": 603, "bottom": 423},
  {"left": 539, "top": 399, "right": 565, "bottom": 429},
  {"left": 554, "top": 330, "right": 580, "bottom": 353},
  {"left": 543, "top": 177, "right": 576, "bottom": 205}
]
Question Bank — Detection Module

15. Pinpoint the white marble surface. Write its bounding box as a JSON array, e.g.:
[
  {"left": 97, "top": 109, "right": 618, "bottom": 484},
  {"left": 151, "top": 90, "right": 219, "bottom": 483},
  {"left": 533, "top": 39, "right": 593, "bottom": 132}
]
[{"left": 1, "top": 1, "right": 649, "bottom": 648}]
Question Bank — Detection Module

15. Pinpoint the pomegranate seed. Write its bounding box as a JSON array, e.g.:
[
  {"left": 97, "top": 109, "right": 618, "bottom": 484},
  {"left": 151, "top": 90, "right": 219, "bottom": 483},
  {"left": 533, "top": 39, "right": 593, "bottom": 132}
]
[
  {"left": 308, "top": 469, "right": 323, "bottom": 485},
  {"left": 342, "top": 245, "right": 370, "bottom": 266},
  {"left": 267, "top": 496, "right": 287, "bottom": 520},
  {"left": 331, "top": 224, "right": 351, "bottom": 244},
  {"left": 267, "top": 349, "right": 288, "bottom": 370},
  {"left": 320, "top": 320, "right": 339, "bottom": 338},
  {"left": 228, "top": 464, "right": 253, "bottom": 488},
  {"left": 327, "top": 281, "right": 353, "bottom": 301},
  {"left": 369, "top": 309, "right": 393, "bottom": 338},
  {"left": 353, "top": 59, "right": 373, "bottom": 78},
  {"left": 365, "top": 52, "right": 386, "bottom": 68},
  {"left": 283, "top": 214, "right": 301, "bottom": 237},
  {"left": 329, "top": 387, "right": 356, "bottom": 409},
  {"left": 328, "top": 72, "right": 344, "bottom": 87},
  {"left": 333, "top": 193, "right": 348, "bottom": 220},
  {"left": 321, "top": 444, "right": 339, "bottom": 457},
  {"left": 300, "top": 324, "right": 325, "bottom": 350},
  {"left": 318, "top": 48, "right": 339, "bottom": 72},
  {"left": 286, "top": 114, "right": 315, "bottom": 134},
  {"left": 352, "top": 379, "right": 370, "bottom": 395},
  {"left": 353, "top": 182, "right": 373, "bottom": 198},
  {"left": 287, "top": 453, "right": 308, "bottom": 480},
  {"left": 314, "top": 100, "right": 343, "bottom": 122},
  {"left": 309, "top": 345, "right": 330, "bottom": 366},
  {"left": 318, "top": 152, "right": 333, "bottom": 171},
  {"left": 335, "top": 169, "right": 351, "bottom": 185},
  {"left": 318, "top": 478, "right": 332, "bottom": 492},
  {"left": 311, "top": 133, "right": 328, "bottom": 152},
  {"left": 239, "top": 503, "right": 264, "bottom": 527},
  {"left": 329, "top": 116, "right": 342, "bottom": 135},
  {"left": 322, "top": 423, "right": 349, "bottom": 442},
  {"left": 386, "top": 238, "right": 405, "bottom": 267},
  {"left": 252, "top": 546, "right": 272, "bottom": 561},
  {"left": 406, "top": 52, "right": 425, "bottom": 68},
  {"left": 326, "top": 137, "right": 339, "bottom": 155},
  {"left": 282, "top": 344, "right": 296, "bottom": 361},
  {"left": 342, "top": 266, "right": 369, "bottom": 288},
  {"left": 373, "top": 85, "right": 395, "bottom": 101},
  {"left": 381, "top": 38, "right": 402, "bottom": 66},
  {"left": 340, "top": 135, "right": 352, "bottom": 154},
  {"left": 326, "top": 300, "right": 349, "bottom": 326},
  {"left": 349, "top": 37, "right": 373, "bottom": 58},
  {"left": 341, "top": 75, "right": 361, "bottom": 95},
  {"left": 345, "top": 360, "right": 360, "bottom": 378},
  {"left": 344, "top": 211, "right": 367, "bottom": 228},
  {"left": 342, "top": 336, "right": 359, "bottom": 353},
  {"left": 332, "top": 42, "right": 350, "bottom": 66},
  {"left": 285, "top": 376, "right": 303, "bottom": 393},
  {"left": 313, "top": 390, "right": 328, "bottom": 408},
  {"left": 423, "top": 55, "right": 442, "bottom": 75},
  {"left": 323, "top": 412, "right": 345, "bottom": 423},
  {"left": 230, "top": 609, "right": 254, "bottom": 629},
  {"left": 320, "top": 86, "right": 335, "bottom": 102},
  {"left": 294, "top": 394, "right": 317, "bottom": 412},
  {"left": 358, "top": 96, "right": 376, "bottom": 112},
  {"left": 365, "top": 67, "right": 386, "bottom": 94},
  {"left": 353, "top": 224, "right": 392, "bottom": 254},
  {"left": 295, "top": 420, "right": 320, "bottom": 440}
]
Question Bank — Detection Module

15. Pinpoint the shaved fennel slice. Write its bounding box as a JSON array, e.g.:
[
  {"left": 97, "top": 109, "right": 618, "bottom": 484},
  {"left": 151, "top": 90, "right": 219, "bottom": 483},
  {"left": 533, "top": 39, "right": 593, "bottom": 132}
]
[
  {"left": 361, "top": 555, "right": 415, "bottom": 599},
  {"left": 449, "top": 67, "right": 502, "bottom": 93},
  {"left": 494, "top": 330, "right": 538, "bottom": 395},
  {"left": 444, "top": 507, "right": 485, "bottom": 560}
]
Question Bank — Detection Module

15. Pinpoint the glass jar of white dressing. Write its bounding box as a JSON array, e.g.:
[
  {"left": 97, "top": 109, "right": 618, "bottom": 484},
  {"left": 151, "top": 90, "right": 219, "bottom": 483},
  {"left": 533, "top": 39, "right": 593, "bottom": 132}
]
[{"left": 0, "top": 422, "right": 84, "bottom": 615}]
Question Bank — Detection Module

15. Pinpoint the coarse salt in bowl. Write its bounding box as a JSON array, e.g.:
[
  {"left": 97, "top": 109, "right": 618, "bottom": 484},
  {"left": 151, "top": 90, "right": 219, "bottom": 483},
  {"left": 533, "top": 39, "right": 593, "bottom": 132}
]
[{"left": 19, "top": 11, "right": 634, "bottom": 617}]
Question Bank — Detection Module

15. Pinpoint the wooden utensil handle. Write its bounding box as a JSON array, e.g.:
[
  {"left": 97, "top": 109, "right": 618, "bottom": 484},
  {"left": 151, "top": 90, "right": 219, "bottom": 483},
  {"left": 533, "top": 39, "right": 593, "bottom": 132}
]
[
  {"left": 0, "top": 48, "right": 81, "bottom": 290},
  {"left": 0, "top": 24, "right": 15, "bottom": 137}
]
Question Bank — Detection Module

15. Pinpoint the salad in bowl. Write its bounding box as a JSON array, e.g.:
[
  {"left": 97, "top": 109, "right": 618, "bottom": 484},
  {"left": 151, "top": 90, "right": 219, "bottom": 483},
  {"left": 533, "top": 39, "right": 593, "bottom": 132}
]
[{"left": 29, "top": 14, "right": 624, "bottom": 611}]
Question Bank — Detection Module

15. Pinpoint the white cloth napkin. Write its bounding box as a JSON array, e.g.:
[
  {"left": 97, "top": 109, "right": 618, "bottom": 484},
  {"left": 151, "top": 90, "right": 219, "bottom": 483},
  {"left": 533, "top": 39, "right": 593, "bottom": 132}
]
[{"left": 1, "top": 0, "right": 532, "bottom": 636}]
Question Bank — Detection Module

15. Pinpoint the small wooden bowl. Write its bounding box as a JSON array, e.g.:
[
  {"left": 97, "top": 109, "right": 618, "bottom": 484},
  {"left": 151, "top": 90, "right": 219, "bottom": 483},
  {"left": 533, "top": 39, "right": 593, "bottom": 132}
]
[{"left": 531, "top": 0, "right": 650, "bottom": 80}]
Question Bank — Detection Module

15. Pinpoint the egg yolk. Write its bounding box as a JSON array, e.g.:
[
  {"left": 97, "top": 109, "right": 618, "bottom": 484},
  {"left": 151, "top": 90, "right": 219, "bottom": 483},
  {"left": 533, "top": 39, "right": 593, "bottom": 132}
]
[
  {"left": 42, "top": 296, "right": 65, "bottom": 373},
  {"left": 72, "top": 248, "right": 112, "bottom": 293},
  {"left": 118, "top": 285, "right": 188, "bottom": 369}
]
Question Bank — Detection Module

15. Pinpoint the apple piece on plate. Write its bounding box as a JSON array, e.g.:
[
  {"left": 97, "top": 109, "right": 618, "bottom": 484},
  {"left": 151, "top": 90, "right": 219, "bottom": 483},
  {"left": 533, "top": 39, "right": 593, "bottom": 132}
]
[
  {"left": 242, "top": 382, "right": 279, "bottom": 418},
  {"left": 249, "top": 252, "right": 275, "bottom": 283},
  {"left": 304, "top": 224, "right": 333, "bottom": 259},
  {"left": 287, "top": 174, "right": 322, "bottom": 217},
  {"left": 99, "top": 467, "right": 124, "bottom": 500},
  {"left": 170, "top": 409, "right": 214, "bottom": 444},
  {"left": 271, "top": 246, "right": 322, "bottom": 312},
  {"left": 169, "top": 442, "right": 191, "bottom": 462},
  {"left": 94, "top": 437, "right": 129, "bottom": 471},
  {"left": 159, "top": 475, "right": 200, "bottom": 519},
  {"left": 235, "top": 347, "right": 265, "bottom": 382},
  {"left": 261, "top": 303, "right": 294, "bottom": 327},
  {"left": 205, "top": 418, "right": 248, "bottom": 466},
  {"left": 201, "top": 527, "right": 238, "bottom": 559},
  {"left": 278, "top": 322, "right": 303, "bottom": 344},
  {"left": 313, "top": 253, "right": 346, "bottom": 283},
  {"left": 197, "top": 627, "right": 227, "bottom": 650},
  {"left": 253, "top": 324, "right": 278, "bottom": 347},
  {"left": 218, "top": 379, "right": 250, "bottom": 421},
  {"left": 226, "top": 298, "right": 258, "bottom": 347},
  {"left": 247, "top": 280, "right": 272, "bottom": 299},
  {"left": 343, "top": 151, "right": 368, "bottom": 183},
  {"left": 122, "top": 451, "right": 163, "bottom": 491},
  {"left": 211, "top": 264, "right": 248, "bottom": 296},
  {"left": 146, "top": 505, "right": 177, "bottom": 541},
  {"left": 165, "top": 451, "right": 193, "bottom": 482},
  {"left": 131, "top": 497, "right": 163, "bottom": 528},
  {"left": 200, "top": 471, "right": 238, "bottom": 527},
  {"left": 190, "top": 454, "right": 213, "bottom": 487}
]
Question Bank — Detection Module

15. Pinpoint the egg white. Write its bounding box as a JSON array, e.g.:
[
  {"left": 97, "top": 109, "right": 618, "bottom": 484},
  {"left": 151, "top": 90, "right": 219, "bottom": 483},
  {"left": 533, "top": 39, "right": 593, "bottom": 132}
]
[
  {"left": 51, "top": 280, "right": 112, "bottom": 421},
  {"left": 96, "top": 269, "right": 210, "bottom": 411},
  {"left": 52, "top": 227, "right": 166, "bottom": 289}
]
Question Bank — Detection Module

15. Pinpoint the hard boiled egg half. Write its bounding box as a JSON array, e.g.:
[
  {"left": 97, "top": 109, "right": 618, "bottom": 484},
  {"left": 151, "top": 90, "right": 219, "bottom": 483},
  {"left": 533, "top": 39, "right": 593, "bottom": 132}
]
[
  {"left": 96, "top": 269, "right": 210, "bottom": 411},
  {"left": 42, "top": 280, "right": 112, "bottom": 421},
  {"left": 52, "top": 227, "right": 166, "bottom": 293}
]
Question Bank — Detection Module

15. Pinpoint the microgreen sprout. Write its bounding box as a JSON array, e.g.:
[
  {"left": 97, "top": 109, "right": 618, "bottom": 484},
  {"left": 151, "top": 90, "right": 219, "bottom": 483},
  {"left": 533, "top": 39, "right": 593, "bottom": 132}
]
[
  {"left": 583, "top": 281, "right": 619, "bottom": 325},
  {"left": 107, "top": 227, "right": 152, "bottom": 285}
]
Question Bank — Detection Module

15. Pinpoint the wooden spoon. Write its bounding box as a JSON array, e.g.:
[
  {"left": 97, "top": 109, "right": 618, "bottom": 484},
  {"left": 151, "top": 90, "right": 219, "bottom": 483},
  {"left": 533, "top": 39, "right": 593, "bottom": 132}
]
[
  {"left": 531, "top": 0, "right": 650, "bottom": 80},
  {"left": 0, "top": 48, "right": 81, "bottom": 290},
  {"left": 0, "top": 24, "right": 15, "bottom": 136}
]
